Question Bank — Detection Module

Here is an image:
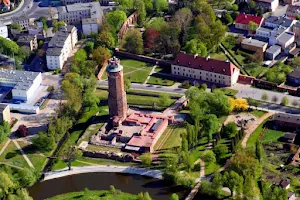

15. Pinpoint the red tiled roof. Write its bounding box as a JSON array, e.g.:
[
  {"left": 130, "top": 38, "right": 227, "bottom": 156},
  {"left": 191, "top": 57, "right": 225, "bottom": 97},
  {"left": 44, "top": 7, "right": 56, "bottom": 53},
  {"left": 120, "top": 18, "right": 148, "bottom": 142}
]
[
  {"left": 172, "top": 52, "right": 238, "bottom": 76},
  {"left": 235, "top": 13, "right": 263, "bottom": 25}
]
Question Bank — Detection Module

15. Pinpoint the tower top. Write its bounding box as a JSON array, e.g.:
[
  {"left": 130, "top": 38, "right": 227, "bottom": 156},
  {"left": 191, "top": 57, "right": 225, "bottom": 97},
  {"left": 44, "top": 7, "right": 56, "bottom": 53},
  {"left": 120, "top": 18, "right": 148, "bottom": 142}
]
[{"left": 106, "top": 56, "right": 123, "bottom": 72}]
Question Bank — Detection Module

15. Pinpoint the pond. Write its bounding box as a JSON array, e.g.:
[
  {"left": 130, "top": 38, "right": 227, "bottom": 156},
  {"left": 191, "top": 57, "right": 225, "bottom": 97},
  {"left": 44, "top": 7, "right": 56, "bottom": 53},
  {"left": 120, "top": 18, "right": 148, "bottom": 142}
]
[{"left": 29, "top": 172, "right": 190, "bottom": 200}]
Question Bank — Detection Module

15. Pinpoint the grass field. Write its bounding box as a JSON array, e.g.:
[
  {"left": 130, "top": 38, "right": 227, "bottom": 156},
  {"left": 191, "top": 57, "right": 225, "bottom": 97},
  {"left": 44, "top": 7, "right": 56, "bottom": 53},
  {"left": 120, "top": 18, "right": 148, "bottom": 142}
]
[
  {"left": 147, "top": 76, "right": 175, "bottom": 86},
  {"left": 215, "top": 88, "right": 238, "bottom": 96},
  {"left": 262, "top": 129, "right": 284, "bottom": 144},
  {"left": 47, "top": 190, "right": 138, "bottom": 200},
  {"left": 154, "top": 126, "right": 183, "bottom": 150},
  {"left": 250, "top": 110, "right": 267, "bottom": 118},
  {"left": 244, "top": 64, "right": 269, "bottom": 78},
  {"left": 210, "top": 52, "right": 227, "bottom": 61},
  {"left": 0, "top": 142, "right": 28, "bottom": 168},
  {"left": 101, "top": 59, "right": 153, "bottom": 83},
  {"left": 247, "top": 118, "right": 269, "bottom": 150}
]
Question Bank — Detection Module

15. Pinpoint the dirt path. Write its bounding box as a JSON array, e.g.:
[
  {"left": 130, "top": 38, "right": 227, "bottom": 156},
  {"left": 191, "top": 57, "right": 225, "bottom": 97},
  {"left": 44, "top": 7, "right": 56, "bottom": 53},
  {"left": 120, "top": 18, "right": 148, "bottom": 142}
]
[
  {"left": 241, "top": 112, "right": 274, "bottom": 148},
  {"left": 143, "top": 65, "right": 157, "bottom": 85},
  {"left": 185, "top": 159, "right": 205, "bottom": 200}
]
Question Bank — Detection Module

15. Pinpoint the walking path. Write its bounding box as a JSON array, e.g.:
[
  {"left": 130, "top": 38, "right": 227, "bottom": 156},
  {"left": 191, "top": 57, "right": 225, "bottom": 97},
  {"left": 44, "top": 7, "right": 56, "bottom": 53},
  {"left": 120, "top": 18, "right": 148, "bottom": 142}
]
[
  {"left": 185, "top": 159, "right": 205, "bottom": 200},
  {"left": 0, "top": 139, "right": 11, "bottom": 156},
  {"left": 44, "top": 165, "right": 163, "bottom": 181},
  {"left": 12, "top": 140, "right": 34, "bottom": 168},
  {"left": 143, "top": 65, "right": 157, "bottom": 84},
  {"left": 241, "top": 112, "right": 274, "bottom": 148}
]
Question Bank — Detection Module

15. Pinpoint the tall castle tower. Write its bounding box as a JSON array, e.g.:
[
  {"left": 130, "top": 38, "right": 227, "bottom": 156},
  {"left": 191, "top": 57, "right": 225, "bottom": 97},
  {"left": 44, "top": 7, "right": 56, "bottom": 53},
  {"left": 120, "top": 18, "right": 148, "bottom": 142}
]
[{"left": 107, "top": 57, "right": 127, "bottom": 124}]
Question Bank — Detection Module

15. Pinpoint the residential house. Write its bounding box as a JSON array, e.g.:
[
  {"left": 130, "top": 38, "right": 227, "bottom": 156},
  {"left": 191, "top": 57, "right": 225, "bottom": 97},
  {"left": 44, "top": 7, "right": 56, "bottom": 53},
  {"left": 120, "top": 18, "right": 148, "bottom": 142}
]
[
  {"left": 46, "top": 25, "right": 78, "bottom": 70},
  {"left": 292, "top": 21, "right": 300, "bottom": 39},
  {"left": 171, "top": 52, "right": 240, "bottom": 86},
  {"left": 265, "top": 45, "right": 281, "bottom": 60},
  {"left": 279, "top": 178, "right": 291, "bottom": 189},
  {"left": 288, "top": 192, "right": 296, "bottom": 200},
  {"left": 82, "top": 18, "right": 100, "bottom": 36},
  {"left": 273, "top": 113, "right": 300, "bottom": 130},
  {"left": 28, "top": 22, "right": 45, "bottom": 39},
  {"left": 11, "top": 15, "right": 30, "bottom": 29},
  {"left": 0, "top": 24, "right": 8, "bottom": 38},
  {"left": 17, "top": 34, "right": 38, "bottom": 51},
  {"left": 248, "top": 0, "right": 279, "bottom": 11},
  {"left": 264, "top": 16, "right": 294, "bottom": 29},
  {"left": 0, "top": 104, "right": 11, "bottom": 124},
  {"left": 276, "top": 32, "right": 295, "bottom": 49},
  {"left": 235, "top": 13, "right": 263, "bottom": 31},
  {"left": 57, "top": 2, "right": 102, "bottom": 25},
  {"left": 287, "top": 4, "right": 300, "bottom": 18},
  {"left": 241, "top": 38, "right": 268, "bottom": 53},
  {"left": 287, "top": 68, "right": 300, "bottom": 86}
]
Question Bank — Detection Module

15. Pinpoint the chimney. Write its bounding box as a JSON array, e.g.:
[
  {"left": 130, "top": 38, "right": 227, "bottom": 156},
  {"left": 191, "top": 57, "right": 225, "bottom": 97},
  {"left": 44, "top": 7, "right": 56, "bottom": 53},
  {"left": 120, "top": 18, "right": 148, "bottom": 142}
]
[
  {"left": 225, "top": 59, "right": 229, "bottom": 62},
  {"left": 206, "top": 55, "right": 210, "bottom": 61},
  {"left": 194, "top": 54, "right": 198, "bottom": 59},
  {"left": 249, "top": 37, "right": 252, "bottom": 43}
]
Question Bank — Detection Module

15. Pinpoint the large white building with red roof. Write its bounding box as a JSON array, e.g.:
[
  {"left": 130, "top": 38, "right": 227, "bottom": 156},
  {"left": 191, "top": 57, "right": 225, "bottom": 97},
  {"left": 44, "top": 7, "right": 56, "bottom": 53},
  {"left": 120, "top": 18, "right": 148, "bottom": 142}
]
[
  {"left": 171, "top": 52, "right": 240, "bottom": 86},
  {"left": 235, "top": 13, "right": 264, "bottom": 31}
]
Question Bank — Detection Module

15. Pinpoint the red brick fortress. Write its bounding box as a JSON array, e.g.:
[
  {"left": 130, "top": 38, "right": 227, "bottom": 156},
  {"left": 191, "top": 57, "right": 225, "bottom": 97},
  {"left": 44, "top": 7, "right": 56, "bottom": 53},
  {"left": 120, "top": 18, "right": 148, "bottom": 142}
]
[{"left": 107, "top": 57, "right": 128, "bottom": 125}]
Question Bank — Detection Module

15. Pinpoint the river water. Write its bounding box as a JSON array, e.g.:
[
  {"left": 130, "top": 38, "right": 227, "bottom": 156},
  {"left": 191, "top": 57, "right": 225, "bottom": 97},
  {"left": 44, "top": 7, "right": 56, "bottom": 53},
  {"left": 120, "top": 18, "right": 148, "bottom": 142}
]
[{"left": 28, "top": 172, "right": 190, "bottom": 200}]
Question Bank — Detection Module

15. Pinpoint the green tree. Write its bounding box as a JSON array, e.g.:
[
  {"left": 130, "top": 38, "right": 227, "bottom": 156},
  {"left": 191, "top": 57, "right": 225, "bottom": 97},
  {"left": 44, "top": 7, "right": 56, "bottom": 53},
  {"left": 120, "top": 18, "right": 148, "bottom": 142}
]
[
  {"left": 246, "top": 97, "right": 259, "bottom": 109},
  {"left": 182, "top": 152, "right": 194, "bottom": 172},
  {"left": 63, "top": 146, "right": 82, "bottom": 170},
  {"left": 202, "top": 114, "right": 219, "bottom": 141},
  {"left": 138, "top": 192, "right": 152, "bottom": 200},
  {"left": 224, "top": 13, "right": 233, "bottom": 24},
  {"left": 231, "top": 4, "right": 238, "bottom": 11},
  {"left": 97, "top": 26, "right": 116, "bottom": 49},
  {"left": 18, "top": 46, "right": 31, "bottom": 62},
  {"left": 83, "top": 88, "right": 99, "bottom": 107},
  {"left": 249, "top": 0, "right": 256, "bottom": 9},
  {"left": 117, "top": 0, "right": 134, "bottom": 12},
  {"left": 181, "top": 137, "right": 188, "bottom": 152},
  {"left": 281, "top": 96, "right": 289, "bottom": 106},
  {"left": 213, "top": 143, "right": 229, "bottom": 159},
  {"left": 223, "top": 170, "right": 243, "bottom": 197},
  {"left": 0, "top": 121, "right": 11, "bottom": 143},
  {"left": 223, "top": 122, "right": 238, "bottom": 138},
  {"left": 170, "top": 193, "right": 179, "bottom": 200},
  {"left": 140, "top": 153, "right": 152, "bottom": 166},
  {"left": 0, "top": 37, "right": 19, "bottom": 55},
  {"left": 248, "top": 21, "right": 258, "bottom": 32},
  {"left": 32, "top": 132, "right": 55, "bottom": 152},
  {"left": 84, "top": 41, "right": 94, "bottom": 55},
  {"left": 92, "top": 46, "right": 111, "bottom": 66},
  {"left": 18, "top": 168, "right": 37, "bottom": 188},
  {"left": 74, "top": 49, "right": 87, "bottom": 64},
  {"left": 184, "top": 39, "right": 207, "bottom": 56},
  {"left": 52, "top": 20, "right": 65, "bottom": 32},
  {"left": 255, "top": 140, "right": 263, "bottom": 162},
  {"left": 7, "top": 189, "right": 33, "bottom": 200},
  {"left": 292, "top": 56, "right": 300, "bottom": 67},
  {"left": 201, "top": 150, "right": 216, "bottom": 163},
  {"left": 0, "top": 171, "right": 15, "bottom": 198},
  {"left": 261, "top": 93, "right": 268, "bottom": 101},
  {"left": 159, "top": 93, "right": 171, "bottom": 106},
  {"left": 272, "top": 95, "right": 278, "bottom": 103},
  {"left": 145, "top": 17, "right": 167, "bottom": 32},
  {"left": 122, "top": 29, "right": 144, "bottom": 54},
  {"left": 106, "top": 10, "right": 127, "bottom": 31},
  {"left": 155, "top": 0, "right": 168, "bottom": 12},
  {"left": 11, "top": 22, "right": 22, "bottom": 31},
  {"left": 135, "top": 0, "right": 146, "bottom": 25},
  {"left": 124, "top": 78, "right": 131, "bottom": 92},
  {"left": 243, "top": 175, "right": 259, "bottom": 200},
  {"left": 296, "top": 14, "right": 300, "bottom": 20}
]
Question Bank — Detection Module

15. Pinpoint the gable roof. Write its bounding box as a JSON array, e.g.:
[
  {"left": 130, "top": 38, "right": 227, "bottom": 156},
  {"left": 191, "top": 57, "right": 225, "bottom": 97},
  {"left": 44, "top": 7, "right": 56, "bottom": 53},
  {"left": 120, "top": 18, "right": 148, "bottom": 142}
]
[
  {"left": 172, "top": 52, "right": 238, "bottom": 76},
  {"left": 273, "top": 113, "right": 300, "bottom": 125},
  {"left": 236, "top": 13, "right": 263, "bottom": 25}
]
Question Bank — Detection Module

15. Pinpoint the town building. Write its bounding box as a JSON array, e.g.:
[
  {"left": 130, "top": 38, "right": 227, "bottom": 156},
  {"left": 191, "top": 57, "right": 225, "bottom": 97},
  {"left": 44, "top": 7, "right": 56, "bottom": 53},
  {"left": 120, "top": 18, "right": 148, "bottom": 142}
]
[
  {"left": 287, "top": 68, "right": 300, "bottom": 86},
  {"left": 171, "top": 52, "right": 240, "bottom": 86},
  {"left": 276, "top": 32, "right": 295, "bottom": 49},
  {"left": 82, "top": 18, "right": 100, "bottom": 36},
  {"left": 0, "top": 69, "right": 42, "bottom": 102},
  {"left": 28, "top": 22, "right": 46, "bottom": 39},
  {"left": 292, "top": 21, "right": 300, "bottom": 39},
  {"left": 107, "top": 57, "right": 128, "bottom": 125},
  {"left": 11, "top": 15, "right": 30, "bottom": 29},
  {"left": 287, "top": 4, "right": 300, "bottom": 18},
  {"left": 17, "top": 34, "right": 38, "bottom": 51},
  {"left": 57, "top": 2, "right": 102, "bottom": 25},
  {"left": 265, "top": 45, "right": 281, "bottom": 60},
  {"left": 235, "top": 13, "right": 263, "bottom": 31},
  {"left": 273, "top": 113, "right": 300, "bottom": 130},
  {"left": 0, "top": 104, "right": 11, "bottom": 123},
  {"left": 248, "top": 0, "right": 279, "bottom": 11},
  {"left": 264, "top": 16, "right": 294, "bottom": 29},
  {"left": 256, "top": 27, "right": 273, "bottom": 38},
  {"left": 46, "top": 25, "right": 77, "bottom": 70},
  {"left": 241, "top": 38, "right": 268, "bottom": 52},
  {"left": 279, "top": 178, "right": 291, "bottom": 189},
  {"left": 0, "top": 24, "right": 8, "bottom": 38}
]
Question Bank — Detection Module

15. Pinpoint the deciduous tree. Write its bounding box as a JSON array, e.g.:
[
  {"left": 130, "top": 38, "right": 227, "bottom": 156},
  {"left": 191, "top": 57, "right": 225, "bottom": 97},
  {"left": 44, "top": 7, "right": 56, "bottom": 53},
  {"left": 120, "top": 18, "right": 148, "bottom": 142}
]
[
  {"left": 122, "top": 29, "right": 144, "bottom": 54},
  {"left": 92, "top": 47, "right": 111, "bottom": 66},
  {"left": 106, "top": 10, "right": 127, "bottom": 31},
  {"left": 63, "top": 146, "right": 82, "bottom": 170},
  {"left": 140, "top": 153, "right": 152, "bottom": 167}
]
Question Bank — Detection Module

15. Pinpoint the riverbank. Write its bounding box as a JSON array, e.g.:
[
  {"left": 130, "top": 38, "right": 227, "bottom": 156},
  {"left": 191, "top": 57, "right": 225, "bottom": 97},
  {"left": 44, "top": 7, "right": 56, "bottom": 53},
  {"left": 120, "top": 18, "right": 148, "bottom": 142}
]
[{"left": 44, "top": 165, "right": 163, "bottom": 180}]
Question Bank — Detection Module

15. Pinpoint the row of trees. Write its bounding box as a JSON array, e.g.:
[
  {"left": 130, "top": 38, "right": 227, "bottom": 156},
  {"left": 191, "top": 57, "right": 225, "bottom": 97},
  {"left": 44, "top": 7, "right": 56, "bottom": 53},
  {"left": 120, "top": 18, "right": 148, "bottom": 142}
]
[{"left": 0, "top": 121, "right": 11, "bottom": 143}]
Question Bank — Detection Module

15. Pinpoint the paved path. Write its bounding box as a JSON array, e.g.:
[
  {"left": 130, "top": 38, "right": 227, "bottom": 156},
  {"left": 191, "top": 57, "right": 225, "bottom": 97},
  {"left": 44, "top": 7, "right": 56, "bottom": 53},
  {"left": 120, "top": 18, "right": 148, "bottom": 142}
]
[
  {"left": 143, "top": 65, "right": 157, "bottom": 84},
  {"left": 44, "top": 165, "right": 163, "bottom": 180},
  {"left": 241, "top": 112, "right": 274, "bottom": 148},
  {"left": 0, "top": 139, "right": 11, "bottom": 156},
  {"left": 12, "top": 140, "right": 34, "bottom": 168},
  {"left": 185, "top": 159, "right": 205, "bottom": 200}
]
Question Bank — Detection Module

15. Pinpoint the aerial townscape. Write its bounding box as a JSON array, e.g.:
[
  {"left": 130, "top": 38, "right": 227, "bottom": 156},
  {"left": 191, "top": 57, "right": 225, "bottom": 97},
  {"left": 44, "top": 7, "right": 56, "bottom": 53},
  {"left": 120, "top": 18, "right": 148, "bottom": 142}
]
[{"left": 1, "top": 0, "right": 300, "bottom": 199}]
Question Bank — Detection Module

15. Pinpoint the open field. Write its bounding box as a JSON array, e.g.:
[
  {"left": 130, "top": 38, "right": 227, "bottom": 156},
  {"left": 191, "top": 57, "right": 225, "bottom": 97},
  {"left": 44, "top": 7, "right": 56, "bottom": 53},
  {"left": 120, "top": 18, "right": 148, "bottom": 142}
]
[
  {"left": 262, "top": 129, "right": 285, "bottom": 144},
  {"left": 0, "top": 142, "right": 28, "bottom": 168},
  {"left": 147, "top": 75, "right": 175, "bottom": 86}
]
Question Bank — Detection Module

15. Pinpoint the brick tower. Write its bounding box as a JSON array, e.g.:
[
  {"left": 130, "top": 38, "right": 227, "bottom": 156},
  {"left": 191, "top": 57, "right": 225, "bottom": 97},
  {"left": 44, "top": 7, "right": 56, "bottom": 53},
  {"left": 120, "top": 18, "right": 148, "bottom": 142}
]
[{"left": 107, "top": 57, "right": 127, "bottom": 125}]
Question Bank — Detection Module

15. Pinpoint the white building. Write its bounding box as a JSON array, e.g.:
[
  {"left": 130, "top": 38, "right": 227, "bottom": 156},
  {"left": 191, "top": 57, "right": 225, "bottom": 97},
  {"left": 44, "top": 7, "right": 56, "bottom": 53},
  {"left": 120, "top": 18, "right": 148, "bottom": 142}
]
[
  {"left": 57, "top": 2, "right": 102, "bottom": 25},
  {"left": 171, "top": 53, "right": 240, "bottom": 86},
  {"left": 277, "top": 32, "right": 295, "bottom": 49},
  {"left": 82, "top": 18, "right": 100, "bottom": 36},
  {"left": 46, "top": 25, "right": 78, "bottom": 70},
  {"left": 0, "top": 24, "right": 8, "bottom": 38},
  {"left": 256, "top": 27, "right": 272, "bottom": 38},
  {"left": 0, "top": 69, "right": 42, "bottom": 102}
]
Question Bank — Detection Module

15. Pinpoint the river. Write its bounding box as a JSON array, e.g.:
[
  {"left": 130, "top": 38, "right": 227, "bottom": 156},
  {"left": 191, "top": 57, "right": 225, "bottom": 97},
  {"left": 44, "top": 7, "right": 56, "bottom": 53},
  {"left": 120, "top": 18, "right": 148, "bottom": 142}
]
[{"left": 29, "top": 172, "right": 190, "bottom": 200}]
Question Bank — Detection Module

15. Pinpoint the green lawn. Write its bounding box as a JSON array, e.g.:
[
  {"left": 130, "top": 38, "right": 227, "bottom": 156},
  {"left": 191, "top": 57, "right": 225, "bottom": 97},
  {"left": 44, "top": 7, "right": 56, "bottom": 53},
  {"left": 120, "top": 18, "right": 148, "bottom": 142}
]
[
  {"left": 262, "top": 129, "right": 285, "bottom": 144},
  {"left": 205, "top": 162, "right": 221, "bottom": 176},
  {"left": 77, "top": 122, "right": 104, "bottom": 144},
  {"left": 147, "top": 76, "right": 175, "bottom": 86},
  {"left": 210, "top": 52, "right": 227, "bottom": 61},
  {"left": 47, "top": 190, "right": 138, "bottom": 200},
  {"left": 160, "top": 126, "right": 185, "bottom": 150},
  {"left": 250, "top": 110, "right": 267, "bottom": 118},
  {"left": 0, "top": 142, "right": 29, "bottom": 168},
  {"left": 102, "top": 59, "right": 153, "bottom": 83},
  {"left": 52, "top": 160, "right": 92, "bottom": 171},
  {"left": 78, "top": 157, "right": 137, "bottom": 167},
  {"left": 246, "top": 118, "right": 270, "bottom": 150},
  {"left": 215, "top": 88, "right": 238, "bottom": 96},
  {"left": 229, "top": 49, "right": 246, "bottom": 65},
  {"left": 244, "top": 64, "right": 269, "bottom": 78},
  {"left": 86, "top": 145, "right": 122, "bottom": 153}
]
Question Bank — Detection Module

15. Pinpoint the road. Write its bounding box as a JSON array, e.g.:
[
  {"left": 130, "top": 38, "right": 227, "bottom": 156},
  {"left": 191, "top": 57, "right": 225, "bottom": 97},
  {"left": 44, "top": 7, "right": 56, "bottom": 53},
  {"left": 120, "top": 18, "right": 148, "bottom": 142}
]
[{"left": 98, "top": 80, "right": 300, "bottom": 114}]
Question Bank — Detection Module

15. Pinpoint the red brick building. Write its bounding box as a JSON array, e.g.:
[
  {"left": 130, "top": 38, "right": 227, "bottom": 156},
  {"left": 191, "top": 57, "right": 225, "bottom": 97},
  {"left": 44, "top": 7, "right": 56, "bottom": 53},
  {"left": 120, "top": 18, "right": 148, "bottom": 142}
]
[{"left": 273, "top": 113, "right": 300, "bottom": 130}]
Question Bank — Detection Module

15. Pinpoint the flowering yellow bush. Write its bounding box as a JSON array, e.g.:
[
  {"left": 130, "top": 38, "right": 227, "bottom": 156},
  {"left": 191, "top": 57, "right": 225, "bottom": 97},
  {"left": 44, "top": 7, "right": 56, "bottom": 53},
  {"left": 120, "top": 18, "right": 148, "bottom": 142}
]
[{"left": 229, "top": 98, "right": 248, "bottom": 112}]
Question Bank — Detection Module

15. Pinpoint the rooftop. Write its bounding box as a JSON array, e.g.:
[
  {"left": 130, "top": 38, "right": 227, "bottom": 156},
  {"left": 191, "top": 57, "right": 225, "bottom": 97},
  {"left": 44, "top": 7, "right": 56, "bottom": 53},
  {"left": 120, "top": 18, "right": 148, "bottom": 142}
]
[
  {"left": 257, "top": 27, "right": 273, "bottom": 33},
  {"left": 288, "top": 68, "right": 300, "bottom": 79},
  {"left": 82, "top": 18, "right": 98, "bottom": 25},
  {"left": 48, "top": 25, "right": 75, "bottom": 48},
  {"left": 273, "top": 113, "right": 300, "bottom": 125},
  {"left": 17, "top": 34, "right": 36, "bottom": 43},
  {"left": 277, "top": 32, "right": 295, "bottom": 44},
  {"left": 264, "top": 16, "right": 294, "bottom": 28},
  {"left": 46, "top": 47, "right": 63, "bottom": 56},
  {"left": 0, "top": 103, "right": 9, "bottom": 112},
  {"left": 58, "top": 2, "right": 102, "bottom": 20},
  {"left": 266, "top": 45, "right": 281, "bottom": 54},
  {"left": 172, "top": 52, "right": 238, "bottom": 76},
  {"left": 235, "top": 13, "right": 263, "bottom": 25},
  {"left": 241, "top": 38, "right": 267, "bottom": 48}
]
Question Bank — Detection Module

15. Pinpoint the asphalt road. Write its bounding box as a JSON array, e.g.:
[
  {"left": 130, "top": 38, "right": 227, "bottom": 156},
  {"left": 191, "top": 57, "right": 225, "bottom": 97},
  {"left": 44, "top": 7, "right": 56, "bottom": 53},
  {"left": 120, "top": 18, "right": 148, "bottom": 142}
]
[{"left": 98, "top": 80, "right": 300, "bottom": 114}]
